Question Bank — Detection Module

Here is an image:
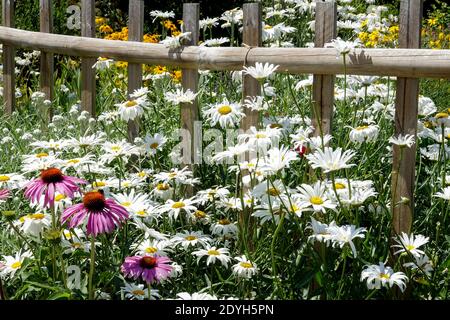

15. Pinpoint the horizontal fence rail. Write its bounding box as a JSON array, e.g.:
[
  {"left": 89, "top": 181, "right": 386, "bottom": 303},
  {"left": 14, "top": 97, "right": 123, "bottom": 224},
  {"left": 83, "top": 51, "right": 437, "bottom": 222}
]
[{"left": 0, "top": 26, "right": 450, "bottom": 79}]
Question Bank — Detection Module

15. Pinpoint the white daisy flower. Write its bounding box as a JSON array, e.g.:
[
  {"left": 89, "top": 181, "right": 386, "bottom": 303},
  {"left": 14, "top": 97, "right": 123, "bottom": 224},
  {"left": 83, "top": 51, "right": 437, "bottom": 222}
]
[
  {"left": 115, "top": 96, "right": 149, "bottom": 122},
  {"left": 388, "top": 134, "right": 415, "bottom": 148},
  {"left": 1, "top": 251, "right": 32, "bottom": 278},
  {"left": 434, "top": 187, "right": 450, "bottom": 200},
  {"left": 348, "top": 125, "right": 380, "bottom": 143},
  {"left": 171, "top": 231, "right": 212, "bottom": 250},
  {"left": 156, "top": 198, "right": 197, "bottom": 221},
  {"left": 203, "top": 99, "right": 244, "bottom": 128},
  {"left": 122, "top": 282, "right": 160, "bottom": 300},
  {"left": 211, "top": 218, "right": 238, "bottom": 237},
  {"left": 192, "top": 246, "right": 231, "bottom": 267},
  {"left": 328, "top": 224, "right": 367, "bottom": 257},
  {"left": 392, "top": 232, "right": 429, "bottom": 257},
  {"left": 164, "top": 87, "right": 198, "bottom": 105},
  {"left": 232, "top": 255, "right": 258, "bottom": 279},
  {"left": 242, "top": 62, "right": 279, "bottom": 81},
  {"left": 176, "top": 292, "right": 217, "bottom": 300},
  {"left": 360, "top": 262, "right": 408, "bottom": 292},
  {"left": 143, "top": 133, "right": 167, "bottom": 156},
  {"left": 297, "top": 181, "right": 337, "bottom": 213},
  {"left": 306, "top": 147, "right": 356, "bottom": 173}
]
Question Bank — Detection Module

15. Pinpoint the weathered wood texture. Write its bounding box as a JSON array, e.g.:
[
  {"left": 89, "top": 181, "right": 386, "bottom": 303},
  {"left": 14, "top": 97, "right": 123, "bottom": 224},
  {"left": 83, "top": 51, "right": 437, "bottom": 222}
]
[
  {"left": 0, "top": 27, "right": 449, "bottom": 78},
  {"left": 181, "top": 3, "right": 200, "bottom": 167},
  {"left": 2, "top": 0, "right": 15, "bottom": 114},
  {"left": 40, "top": 0, "right": 54, "bottom": 121},
  {"left": 127, "top": 0, "right": 144, "bottom": 142},
  {"left": 312, "top": 1, "right": 337, "bottom": 138},
  {"left": 81, "top": 0, "right": 96, "bottom": 115},
  {"left": 391, "top": 0, "right": 423, "bottom": 235},
  {"left": 241, "top": 3, "right": 262, "bottom": 132}
]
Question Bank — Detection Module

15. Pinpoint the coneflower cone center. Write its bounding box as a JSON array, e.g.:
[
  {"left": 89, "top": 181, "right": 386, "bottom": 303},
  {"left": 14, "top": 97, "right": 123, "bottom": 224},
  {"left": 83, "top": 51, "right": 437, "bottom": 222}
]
[
  {"left": 40, "top": 168, "right": 64, "bottom": 183},
  {"left": 83, "top": 191, "right": 106, "bottom": 211},
  {"left": 140, "top": 256, "right": 157, "bottom": 269}
]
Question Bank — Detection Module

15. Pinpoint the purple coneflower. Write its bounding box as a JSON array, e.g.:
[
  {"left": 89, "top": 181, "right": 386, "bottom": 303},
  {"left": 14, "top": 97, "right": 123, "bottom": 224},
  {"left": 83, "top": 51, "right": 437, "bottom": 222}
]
[
  {"left": 0, "top": 189, "right": 10, "bottom": 200},
  {"left": 24, "top": 167, "right": 85, "bottom": 208},
  {"left": 61, "top": 190, "right": 129, "bottom": 237},
  {"left": 121, "top": 255, "right": 173, "bottom": 284}
]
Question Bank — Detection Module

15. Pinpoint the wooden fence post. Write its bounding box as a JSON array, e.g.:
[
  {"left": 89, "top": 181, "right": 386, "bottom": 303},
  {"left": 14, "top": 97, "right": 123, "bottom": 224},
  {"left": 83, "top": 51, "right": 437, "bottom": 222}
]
[
  {"left": 81, "top": 0, "right": 96, "bottom": 115},
  {"left": 241, "top": 3, "right": 262, "bottom": 132},
  {"left": 391, "top": 0, "right": 423, "bottom": 236},
  {"left": 312, "top": 1, "right": 336, "bottom": 138},
  {"left": 181, "top": 3, "right": 200, "bottom": 169},
  {"left": 40, "top": 0, "right": 54, "bottom": 121},
  {"left": 127, "top": 0, "right": 144, "bottom": 143},
  {"left": 2, "top": 0, "right": 15, "bottom": 115}
]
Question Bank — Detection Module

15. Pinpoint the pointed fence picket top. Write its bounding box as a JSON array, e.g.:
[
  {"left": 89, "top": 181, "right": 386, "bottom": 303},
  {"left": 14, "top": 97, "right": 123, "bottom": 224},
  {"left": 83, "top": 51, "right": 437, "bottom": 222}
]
[
  {"left": 40, "top": 0, "right": 54, "bottom": 123},
  {"left": 391, "top": 0, "right": 423, "bottom": 237},
  {"left": 127, "top": 0, "right": 144, "bottom": 143},
  {"left": 181, "top": 3, "right": 200, "bottom": 168},
  {"left": 2, "top": 0, "right": 15, "bottom": 115},
  {"left": 312, "top": 1, "right": 337, "bottom": 138},
  {"left": 81, "top": 0, "right": 96, "bottom": 115},
  {"left": 241, "top": 2, "right": 262, "bottom": 133}
]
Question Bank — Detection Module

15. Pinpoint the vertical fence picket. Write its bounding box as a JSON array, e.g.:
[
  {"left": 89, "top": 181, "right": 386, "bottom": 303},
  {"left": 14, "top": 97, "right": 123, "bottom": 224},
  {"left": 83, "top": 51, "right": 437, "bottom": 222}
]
[
  {"left": 81, "top": 0, "right": 96, "bottom": 115},
  {"left": 40, "top": 0, "right": 53, "bottom": 122},
  {"left": 241, "top": 3, "right": 262, "bottom": 132},
  {"left": 2, "top": 0, "right": 15, "bottom": 115},
  {"left": 181, "top": 3, "right": 200, "bottom": 169},
  {"left": 127, "top": 0, "right": 144, "bottom": 143},
  {"left": 312, "top": 1, "right": 336, "bottom": 138},
  {"left": 391, "top": 0, "right": 423, "bottom": 236}
]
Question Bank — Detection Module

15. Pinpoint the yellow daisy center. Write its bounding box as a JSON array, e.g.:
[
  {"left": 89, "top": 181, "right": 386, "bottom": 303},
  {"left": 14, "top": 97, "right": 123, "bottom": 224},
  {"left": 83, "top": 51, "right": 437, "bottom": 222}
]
[
  {"left": 125, "top": 100, "right": 138, "bottom": 107},
  {"left": 67, "top": 159, "right": 80, "bottom": 164},
  {"left": 356, "top": 125, "right": 369, "bottom": 131},
  {"left": 132, "top": 289, "right": 146, "bottom": 296},
  {"left": 267, "top": 188, "right": 280, "bottom": 196},
  {"left": 310, "top": 196, "right": 324, "bottom": 205},
  {"left": 172, "top": 202, "right": 185, "bottom": 209},
  {"left": 36, "top": 152, "right": 49, "bottom": 158},
  {"left": 11, "top": 261, "right": 22, "bottom": 269},
  {"left": 0, "top": 175, "right": 10, "bottom": 182},
  {"left": 406, "top": 244, "right": 415, "bottom": 251},
  {"left": 207, "top": 250, "right": 220, "bottom": 256},
  {"left": 219, "top": 218, "right": 230, "bottom": 225},
  {"left": 218, "top": 105, "right": 232, "bottom": 115},
  {"left": 93, "top": 181, "right": 106, "bottom": 187},
  {"left": 30, "top": 213, "right": 45, "bottom": 220},
  {"left": 55, "top": 194, "right": 66, "bottom": 202},
  {"left": 145, "top": 247, "right": 158, "bottom": 254},
  {"left": 111, "top": 146, "right": 121, "bottom": 152},
  {"left": 379, "top": 273, "right": 390, "bottom": 279},
  {"left": 72, "top": 242, "right": 82, "bottom": 249},
  {"left": 240, "top": 262, "right": 253, "bottom": 268},
  {"left": 150, "top": 142, "right": 159, "bottom": 149},
  {"left": 194, "top": 210, "right": 206, "bottom": 218},
  {"left": 136, "top": 210, "right": 146, "bottom": 216},
  {"left": 264, "top": 25, "right": 273, "bottom": 29},
  {"left": 185, "top": 235, "right": 197, "bottom": 241},
  {"left": 335, "top": 182, "right": 346, "bottom": 190},
  {"left": 436, "top": 112, "right": 448, "bottom": 119},
  {"left": 121, "top": 201, "right": 132, "bottom": 207},
  {"left": 255, "top": 133, "right": 267, "bottom": 139},
  {"left": 157, "top": 183, "right": 170, "bottom": 191}
]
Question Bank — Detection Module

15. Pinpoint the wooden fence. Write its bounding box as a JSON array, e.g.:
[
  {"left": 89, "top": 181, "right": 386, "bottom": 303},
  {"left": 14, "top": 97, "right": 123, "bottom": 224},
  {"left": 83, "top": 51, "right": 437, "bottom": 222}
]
[{"left": 1, "top": 0, "right": 450, "bottom": 237}]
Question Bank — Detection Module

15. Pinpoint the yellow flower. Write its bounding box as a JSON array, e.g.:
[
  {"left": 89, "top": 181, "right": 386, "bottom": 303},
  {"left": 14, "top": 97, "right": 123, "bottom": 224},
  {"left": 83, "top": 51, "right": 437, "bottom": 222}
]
[
  {"left": 99, "top": 24, "right": 113, "bottom": 33},
  {"left": 427, "top": 18, "right": 437, "bottom": 26},
  {"left": 171, "top": 70, "right": 182, "bottom": 82},
  {"left": 116, "top": 61, "right": 128, "bottom": 68},
  {"left": 95, "top": 17, "right": 106, "bottom": 25},
  {"left": 143, "top": 33, "right": 160, "bottom": 43}
]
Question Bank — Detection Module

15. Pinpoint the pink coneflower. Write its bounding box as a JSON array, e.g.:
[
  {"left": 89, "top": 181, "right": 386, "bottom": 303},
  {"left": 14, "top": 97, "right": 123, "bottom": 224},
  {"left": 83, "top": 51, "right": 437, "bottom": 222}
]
[
  {"left": 0, "top": 189, "right": 10, "bottom": 200},
  {"left": 61, "top": 191, "right": 129, "bottom": 237},
  {"left": 121, "top": 255, "right": 173, "bottom": 284},
  {"left": 24, "top": 168, "right": 86, "bottom": 208}
]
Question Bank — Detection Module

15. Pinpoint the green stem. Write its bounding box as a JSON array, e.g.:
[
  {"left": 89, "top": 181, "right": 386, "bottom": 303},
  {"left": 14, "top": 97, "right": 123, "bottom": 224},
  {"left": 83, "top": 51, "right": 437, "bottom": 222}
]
[{"left": 88, "top": 236, "right": 96, "bottom": 300}]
